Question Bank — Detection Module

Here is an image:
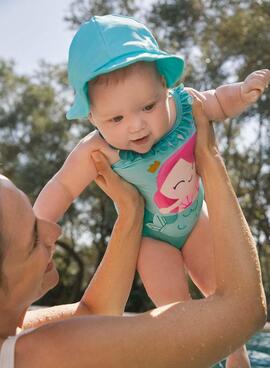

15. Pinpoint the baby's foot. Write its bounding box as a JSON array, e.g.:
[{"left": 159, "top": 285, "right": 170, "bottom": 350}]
[{"left": 225, "top": 345, "right": 250, "bottom": 368}]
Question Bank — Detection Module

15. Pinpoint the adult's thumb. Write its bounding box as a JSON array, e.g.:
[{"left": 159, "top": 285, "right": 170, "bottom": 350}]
[{"left": 91, "top": 151, "right": 109, "bottom": 173}]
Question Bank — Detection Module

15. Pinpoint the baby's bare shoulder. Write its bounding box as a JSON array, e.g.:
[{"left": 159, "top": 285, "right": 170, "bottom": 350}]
[
  {"left": 79, "top": 130, "right": 105, "bottom": 146},
  {"left": 75, "top": 130, "right": 119, "bottom": 164},
  {"left": 72, "top": 130, "right": 107, "bottom": 154}
]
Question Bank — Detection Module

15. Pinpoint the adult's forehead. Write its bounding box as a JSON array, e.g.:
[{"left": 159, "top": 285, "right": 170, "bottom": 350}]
[
  {"left": 0, "top": 176, "right": 30, "bottom": 224},
  {"left": 0, "top": 176, "right": 33, "bottom": 251},
  {"left": 0, "top": 174, "right": 12, "bottom": 185},
  {"left": 0, "top": 175, "right": 20, "bottom": 204},
  {"left": 0, "top": 176, "right": 17, "bottom": 248}
]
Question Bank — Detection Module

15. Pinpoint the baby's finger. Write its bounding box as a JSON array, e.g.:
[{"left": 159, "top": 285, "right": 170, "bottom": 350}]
[
  {"left": 247, "top": 69, "right": 270, "bottom": 78},
  {"left": 255, "top": 69, "right": 270, "bottom": 81},
  {"left": 247, "top": 77, "right": 268, "bottom": 92},
  {"left": 246, "top": 90, "right": 261, "bottom": 103}
]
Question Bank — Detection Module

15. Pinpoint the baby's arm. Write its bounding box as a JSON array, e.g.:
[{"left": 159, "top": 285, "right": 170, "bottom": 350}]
[
  {"left": 186, "top": 69, "right": 270, "bottom": 121},
  {"left": 34, "top": 131, "right": 107, "bottom": 222}
]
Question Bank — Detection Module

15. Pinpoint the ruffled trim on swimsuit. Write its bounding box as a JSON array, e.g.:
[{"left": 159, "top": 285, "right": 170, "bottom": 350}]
[{"left": 114, "top": 84, "right": 193, "bottom": 166}]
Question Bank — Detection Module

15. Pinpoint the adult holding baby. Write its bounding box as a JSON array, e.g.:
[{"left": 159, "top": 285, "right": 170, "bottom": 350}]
[
  {"left": 0, "top": 100, "right": 266, "bottom": 367},
  {"left": 34, "top": 16, "right": 269, "bottom": 366}
]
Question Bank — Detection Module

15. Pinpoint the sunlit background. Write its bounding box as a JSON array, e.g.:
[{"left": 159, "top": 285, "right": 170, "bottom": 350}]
[{"left": 0, "top": 1, "right": 269, "bottom": 365}]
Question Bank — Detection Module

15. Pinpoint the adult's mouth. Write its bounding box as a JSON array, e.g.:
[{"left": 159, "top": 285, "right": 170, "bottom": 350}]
[{"left": 45, "top": 260, "right": 54, "bottom": 273}]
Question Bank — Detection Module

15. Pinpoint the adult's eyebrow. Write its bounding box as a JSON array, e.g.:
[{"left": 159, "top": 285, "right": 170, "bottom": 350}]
[{"left": 29, "top": 217, "right": 38, "bottom": 252}]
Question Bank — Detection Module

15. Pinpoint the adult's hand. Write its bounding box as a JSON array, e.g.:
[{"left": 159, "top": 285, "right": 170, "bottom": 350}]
[
  {"left": 91, "top": 150, "right": 144, "bottom": 213},
  {"left": 191, "top": 97, "right": 220, "bottom": 176}
]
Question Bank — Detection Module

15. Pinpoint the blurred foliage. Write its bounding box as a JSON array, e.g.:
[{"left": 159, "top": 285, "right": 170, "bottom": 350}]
[{"left": 0, "top": 0, "right": 269, "bottom": 315}]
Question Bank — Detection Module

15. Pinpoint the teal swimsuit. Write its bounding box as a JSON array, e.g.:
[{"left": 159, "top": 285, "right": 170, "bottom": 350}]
[{"left": 112, "top": 85, "right": 204, "bottom": 249}]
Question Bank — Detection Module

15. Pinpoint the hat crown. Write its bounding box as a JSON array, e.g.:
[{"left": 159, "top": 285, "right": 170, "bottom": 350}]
[
  {"left": 68, "top": 15, "right": 160, "bottom": 87},
  {"left": 66, "top": 14, "right": 184, "bottom": 120}
]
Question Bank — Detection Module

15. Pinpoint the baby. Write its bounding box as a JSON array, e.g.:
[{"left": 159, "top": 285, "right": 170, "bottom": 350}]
[{"left": 34, "top": 15, "right": 269, "bottom": 367}]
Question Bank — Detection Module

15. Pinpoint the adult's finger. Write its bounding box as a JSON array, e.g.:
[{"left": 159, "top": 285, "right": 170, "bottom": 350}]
[
  {"left": 192, "top": 97, "right": 209, "bottom": 132},
  {"left": 91, "top": 151, "right": 119, "bottom": 190},
  {"left": 92, "top": 151, "right": 120, "bottom": 180},
  {"left": 92, "top": 151, "right": 111, "bottom": 175},
  {"left": 192, "top": 97, "right": 218, "bottom": 174}
]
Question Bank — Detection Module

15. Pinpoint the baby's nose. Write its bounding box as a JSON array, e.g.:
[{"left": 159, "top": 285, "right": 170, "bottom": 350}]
[{"left": 129, "top": 116, "right": 145, "bottom": 133}]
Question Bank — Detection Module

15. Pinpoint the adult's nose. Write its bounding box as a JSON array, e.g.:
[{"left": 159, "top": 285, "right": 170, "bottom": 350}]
[{"left": 38, "top": 218, "right": 62, "bottom": 248}]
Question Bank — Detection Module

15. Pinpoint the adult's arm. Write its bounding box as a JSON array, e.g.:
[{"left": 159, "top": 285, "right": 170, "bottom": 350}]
[
  {"left": 23, "top": 153, "right": 144, "bottom": 328},
  {"left": 17, "top": 101, "right": 266, "bottom": 368},
  {"left": 78, "top": 151, "right": 144, "bottom": 315}
]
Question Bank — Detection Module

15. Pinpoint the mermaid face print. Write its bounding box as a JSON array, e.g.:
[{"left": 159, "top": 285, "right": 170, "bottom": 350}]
[
  {"left": 159, "top": 159, "right": 199, "bottom": 213},
  {"left": 154, "top": 134, "right": 199, "bottom": 215}
]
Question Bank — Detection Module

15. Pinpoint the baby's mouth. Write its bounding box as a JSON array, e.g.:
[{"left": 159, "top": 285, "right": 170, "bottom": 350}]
[{"left": 131, "top": 135, "right": 150, "bottom": 145}]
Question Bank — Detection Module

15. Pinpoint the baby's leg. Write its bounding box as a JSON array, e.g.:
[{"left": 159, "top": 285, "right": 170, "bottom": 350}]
[
  {"left": 137, "top": 237, "right": 190, "bottom": 307},
  {"left": 182, "top": 201, "right": 216, "bottom": 296}
]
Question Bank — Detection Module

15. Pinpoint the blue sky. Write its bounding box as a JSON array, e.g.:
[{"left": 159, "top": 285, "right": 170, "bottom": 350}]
[
  {"left": 0, "top": 0, "right": 154, "bottom": 75},
  {"left": 0, "top": 0, "right": 75, "bottom": 74},
  {"left": 0, "top": 1, "right": 260, "bottom": 149}
]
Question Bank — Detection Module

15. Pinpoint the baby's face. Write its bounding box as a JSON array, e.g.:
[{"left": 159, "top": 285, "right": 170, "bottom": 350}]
[{"left": 88, "top": 63, "right": 175, "bottom": 153}]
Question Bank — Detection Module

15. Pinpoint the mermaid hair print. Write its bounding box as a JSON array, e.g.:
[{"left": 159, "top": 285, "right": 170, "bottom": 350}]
[{"left": 153, "top": 134, "right": 198, "bottom": 214}]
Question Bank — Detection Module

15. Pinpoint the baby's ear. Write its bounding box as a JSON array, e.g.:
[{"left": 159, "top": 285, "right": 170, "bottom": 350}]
[
  {"left": 160, "top": 75, "right": 167, "bottom": 89},
  {"left": 88, "top": 112, "right": 95, "bottom": 126}
]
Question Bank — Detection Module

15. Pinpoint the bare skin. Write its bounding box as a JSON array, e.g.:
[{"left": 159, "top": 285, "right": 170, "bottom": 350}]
[
  {"left": 0, "top": 161, "right": 144, "bottom": 340},
  {"left": 0, "top": 100, "right": 266, "bottom": 367}
]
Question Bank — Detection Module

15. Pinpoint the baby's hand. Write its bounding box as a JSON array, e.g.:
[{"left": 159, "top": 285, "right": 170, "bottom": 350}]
[{"left": 241, "top": 69, "right": 270, "bottom": 104}]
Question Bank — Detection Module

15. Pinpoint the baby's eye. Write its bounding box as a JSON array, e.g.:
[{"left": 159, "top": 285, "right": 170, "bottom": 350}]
[
  {"left": 110, "top": 115, "right": 123, "bottom": 123},
  {"left": 143, "top": 103, "right": 155, "bottom": 112}
]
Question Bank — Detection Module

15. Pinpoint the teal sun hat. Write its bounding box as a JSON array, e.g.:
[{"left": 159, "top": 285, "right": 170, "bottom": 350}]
[{"left": 66, "top": 14, "right": 185, "bottom": 120}]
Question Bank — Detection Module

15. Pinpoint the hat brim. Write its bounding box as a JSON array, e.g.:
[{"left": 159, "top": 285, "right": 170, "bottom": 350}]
[{"left": 66, "top": 52, "right": 184, "bottom": 120}]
